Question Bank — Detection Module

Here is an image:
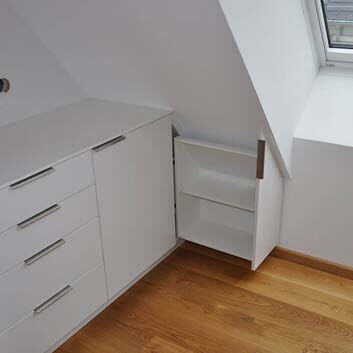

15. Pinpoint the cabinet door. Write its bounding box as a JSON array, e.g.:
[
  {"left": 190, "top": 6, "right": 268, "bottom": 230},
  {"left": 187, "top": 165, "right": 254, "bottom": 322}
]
[
  {"left": 93, "top": 117, "right": 176, "bottom": 298},
  {"left": 252, "top": 138, "right": 283, "bottom": 270}
]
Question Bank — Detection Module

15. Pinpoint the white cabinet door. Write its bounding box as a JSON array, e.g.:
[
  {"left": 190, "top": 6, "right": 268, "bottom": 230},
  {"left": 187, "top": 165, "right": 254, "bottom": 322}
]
[{"left": 93, "top": 117, "right": 176, "bottom": 298}]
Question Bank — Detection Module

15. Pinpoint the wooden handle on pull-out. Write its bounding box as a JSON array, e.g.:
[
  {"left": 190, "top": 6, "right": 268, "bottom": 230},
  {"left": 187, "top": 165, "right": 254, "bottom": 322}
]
[{"left": 256, "top": 140, "right": 265, "bottom": 180}]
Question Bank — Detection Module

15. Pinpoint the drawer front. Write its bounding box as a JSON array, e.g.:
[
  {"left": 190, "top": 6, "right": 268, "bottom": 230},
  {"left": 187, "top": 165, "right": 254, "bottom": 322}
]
[
  {"left": 0, "top": 152, "right": 94, "bottom": 234},
  {"left": 0, "top": 265, "right": 107, "bottom": 353},
  {"left": 0, "top": 219, "right": 102, "bottom": 334},
  {"left": 0, "top": 186, "right": 98, "bottom": 276}
]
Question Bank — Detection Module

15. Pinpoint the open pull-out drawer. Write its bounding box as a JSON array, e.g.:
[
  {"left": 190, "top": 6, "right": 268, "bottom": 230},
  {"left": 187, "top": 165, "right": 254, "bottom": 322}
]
[{"left": 174, "top": 136, "right": 283, "bottom": 270}]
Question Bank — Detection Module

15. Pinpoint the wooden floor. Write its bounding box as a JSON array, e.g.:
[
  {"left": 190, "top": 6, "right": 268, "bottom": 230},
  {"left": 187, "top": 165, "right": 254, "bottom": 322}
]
[{"left": 56, "top": 242, "right": 353, "bottom": 353}]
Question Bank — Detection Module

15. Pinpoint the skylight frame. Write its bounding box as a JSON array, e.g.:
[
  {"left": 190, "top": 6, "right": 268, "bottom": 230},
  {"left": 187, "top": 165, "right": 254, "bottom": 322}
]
[{"left": 312, "top": 0, "right": 353, "bottom": 64}]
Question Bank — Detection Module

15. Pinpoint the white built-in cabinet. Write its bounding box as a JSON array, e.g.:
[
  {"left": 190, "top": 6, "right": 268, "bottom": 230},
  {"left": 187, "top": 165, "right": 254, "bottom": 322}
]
[
  {"left": 93, "top": 118, "right": 175, "bottom": 298},
  {"left": 0, "top": 98, "right": 283, "bottom": 353},
  {"left": 174, "top": 136, "right": 283, "bottom": 270},
  {"left": 0, "top": 99, "right": 176, "bottom": 353}
]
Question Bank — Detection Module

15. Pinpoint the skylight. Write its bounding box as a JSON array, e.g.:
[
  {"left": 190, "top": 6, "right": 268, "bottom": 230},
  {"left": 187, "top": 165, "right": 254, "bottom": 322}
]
[
  {"left": 321, "top": 0, "right": 353, "bottom": 49},
  {"left": 308, "top": 0, "right": 353, "bottom": 63}
]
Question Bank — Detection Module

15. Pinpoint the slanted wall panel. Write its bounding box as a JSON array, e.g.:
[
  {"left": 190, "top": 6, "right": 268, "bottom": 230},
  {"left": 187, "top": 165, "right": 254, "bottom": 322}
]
[
  {"left": 9, "top": 0, "right": 265, "bottom": 151},
  {"left": 219, "top": 0, "right": 318, "bottom": 172}
]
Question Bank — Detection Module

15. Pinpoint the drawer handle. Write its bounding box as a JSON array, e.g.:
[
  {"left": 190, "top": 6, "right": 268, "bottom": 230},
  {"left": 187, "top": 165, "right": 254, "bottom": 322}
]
[
  {"left": 24, "top": 238, "right": 65, "bottom": 266},
  {"left": 9, "top": 167, "right": 55, "bottom": 190},
  {"left": 93, "top": 135, "right": 126, "bottom": 152},
  {"left": 34, "top": 285, "right": 72, "bottom": 314},
  {"left": 17, "top": 204, "right": 61, "bottom": 229}
]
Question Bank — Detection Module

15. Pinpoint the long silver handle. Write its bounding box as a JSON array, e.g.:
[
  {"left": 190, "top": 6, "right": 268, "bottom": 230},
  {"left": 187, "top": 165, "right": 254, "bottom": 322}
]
[
  {"left": 24, "top": 239, "right": 65, "bottom": 266},
  {"left": 93, "top": 135, "right": 126, "bottom": 152},
  {"left": 17, "top": 204, "right": 61, "bottom": 229},
  {"left": 34, "top": 285, "right": 72, "bottom": 314},
  {"left": 10, "top": 167, "right": 55, "bottom": 190}
]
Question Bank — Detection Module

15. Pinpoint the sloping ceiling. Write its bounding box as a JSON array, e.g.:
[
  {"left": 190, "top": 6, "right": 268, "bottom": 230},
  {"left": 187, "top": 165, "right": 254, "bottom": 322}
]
[
  {"left": 0, "top": 1, "right": 85, "bottom": 128},
  {"left": 8, "top": 0, "right": 265, "bottom": 151},
  {"left": 219, "top": 0, "right": 318, "bottom": 170}
]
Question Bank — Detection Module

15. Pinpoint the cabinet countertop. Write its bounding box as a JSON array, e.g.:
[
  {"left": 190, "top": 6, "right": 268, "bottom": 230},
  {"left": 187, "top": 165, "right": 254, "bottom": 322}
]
[{"left": 0, "top": 98, "right": 172, "bottom": 189}]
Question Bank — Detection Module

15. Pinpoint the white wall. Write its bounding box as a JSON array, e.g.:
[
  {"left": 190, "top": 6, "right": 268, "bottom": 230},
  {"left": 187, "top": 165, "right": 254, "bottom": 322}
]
[
  {"left": 0, "top": 1, "right": 85, "bottom": 128},
  {"left": 281, "top": 70, "right": 353, "bottom": 267},
  {"left": 9, "top": 0, "right": 265, "bottom": 150},
  {"left": 281, "top": 138, "right": 353, "bottom": 267},
  {"left": 218, "top": 0, "right": 319, "bottom": 171},
  {"left": 5, "top": 0, "right": 318, "bottom": 171}
]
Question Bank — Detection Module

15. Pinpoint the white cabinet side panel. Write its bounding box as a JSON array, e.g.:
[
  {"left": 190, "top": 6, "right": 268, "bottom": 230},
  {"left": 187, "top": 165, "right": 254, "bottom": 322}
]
[{"left": 252, "top": 141, "right": 283, "bottom": 270}]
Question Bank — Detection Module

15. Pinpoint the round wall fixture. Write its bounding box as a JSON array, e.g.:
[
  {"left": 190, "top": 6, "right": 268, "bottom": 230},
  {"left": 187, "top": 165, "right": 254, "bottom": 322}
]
[{"left": 0, "top": 78, "right": 10, "bottom": 93}]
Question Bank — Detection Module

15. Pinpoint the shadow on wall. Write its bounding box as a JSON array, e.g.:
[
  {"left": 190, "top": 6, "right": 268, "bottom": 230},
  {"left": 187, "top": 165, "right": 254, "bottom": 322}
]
[{"left": 0, "top": 0, "right": 85, "bottom": 128}]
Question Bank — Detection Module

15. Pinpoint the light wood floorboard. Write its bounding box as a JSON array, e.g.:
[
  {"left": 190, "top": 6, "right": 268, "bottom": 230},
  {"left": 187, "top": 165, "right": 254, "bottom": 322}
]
[{"left": 57, "top": 242, "right": 353, "bottom": 353}]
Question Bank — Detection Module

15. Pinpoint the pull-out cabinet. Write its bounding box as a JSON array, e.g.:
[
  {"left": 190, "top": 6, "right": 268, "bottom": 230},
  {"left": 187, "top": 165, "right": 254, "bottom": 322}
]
[{"left": 175, "top": 136, "right": 283, "bottom": 270}]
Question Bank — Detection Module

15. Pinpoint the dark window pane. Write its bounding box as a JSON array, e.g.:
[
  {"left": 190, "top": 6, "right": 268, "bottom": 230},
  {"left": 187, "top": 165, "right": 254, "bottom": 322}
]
[{"left": 322, "top": 0, "right": 353, "bottom": 48}]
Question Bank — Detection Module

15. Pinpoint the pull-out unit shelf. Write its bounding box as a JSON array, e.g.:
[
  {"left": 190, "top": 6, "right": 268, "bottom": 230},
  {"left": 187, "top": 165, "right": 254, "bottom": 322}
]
[{"left": 174, "top": 136, "right": 283, "bottom": 270}]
